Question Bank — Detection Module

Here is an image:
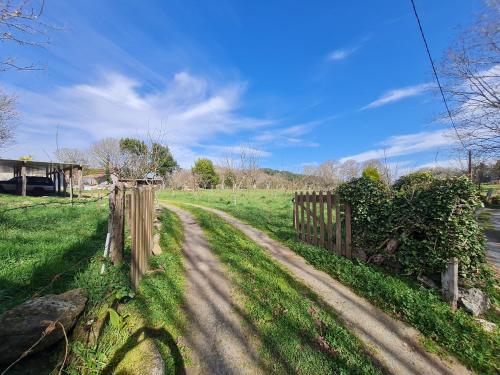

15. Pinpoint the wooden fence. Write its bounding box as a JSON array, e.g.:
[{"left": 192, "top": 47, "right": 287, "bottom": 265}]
[
  {"left": 127, "top": 185, "right": 155, "bottom": 290},
  {"left": 293, "top": 191, "right": 352, "bottom": 258}
]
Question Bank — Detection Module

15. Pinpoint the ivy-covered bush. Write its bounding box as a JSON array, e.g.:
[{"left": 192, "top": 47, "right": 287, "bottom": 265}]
[
  {"left": 337, "top": 177, "right": 392, "bottom": 257},
  {"left": 337, "top": 173, "right": 486, "bottom": 281}
]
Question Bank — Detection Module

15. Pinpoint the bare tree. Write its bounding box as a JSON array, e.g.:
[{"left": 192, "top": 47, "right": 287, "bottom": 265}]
[
  {"left": 0, "top": 89, "right": 16, "bottom": 149},
  {"left": 89, "top": 138, "right": 123, "bottom": 178},
  {"left": 439, "top": 0, "right": 500, "bottom": 158},
  {"left": 1, "top": 0, "right": 51, "bottom": 71},
  {"left": 338, "top": 159, "right": 359, "bottom": 182},
  {"left": 55, "top": 147, "right": 87, "bottom": 164}
]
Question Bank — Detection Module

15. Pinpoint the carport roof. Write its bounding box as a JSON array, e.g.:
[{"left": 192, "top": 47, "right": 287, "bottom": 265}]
[{"left": 0, "top": 158, "right": 83, "bottom": 172}]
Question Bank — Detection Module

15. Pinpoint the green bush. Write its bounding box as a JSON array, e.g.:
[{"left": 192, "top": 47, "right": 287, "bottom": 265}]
[
  {"left": 362, "top": 166, "right": 382, "bottom": 182},
  {"left": 338, "top": 173, "right": 486, "bottom": 281},
  {"left": 337, "top": 177, "right": 392, "bottom": 256}
]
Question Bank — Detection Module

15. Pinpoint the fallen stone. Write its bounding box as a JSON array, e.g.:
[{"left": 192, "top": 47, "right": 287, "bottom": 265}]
[
  {"left": 152, "top": 233, "right": 162, "bottom": 255},
  {"left": 386, "top": 238, "right": 400, "bottom": 254},
  {"left": 0, "top": 288, "right": 87, "bottom": 364},
  {"left": 417, "top": 275, "right": 438, "bottom": 289},
  {"left": 474, "top": 318, "right": 497, "bottom": 333},
  {"left": 353, "top": 248, "right": 367, "bottom": 262},
  {"left": 458, "top": 288, "right": 491, "bottom": 316}
]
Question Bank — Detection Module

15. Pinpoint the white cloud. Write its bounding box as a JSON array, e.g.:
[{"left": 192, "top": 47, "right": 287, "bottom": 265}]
[
  {"left": 7, "top": 71, "right": 274, "bottom": 167},
  {"left": 362, "top": 82, "right": 433, "bottom": 110},
  {"left": 340, "top": 129, "right": 456, "bottom": 163},
  {"left": 327, "top": 46, "right": 359, "bottom": 62}
]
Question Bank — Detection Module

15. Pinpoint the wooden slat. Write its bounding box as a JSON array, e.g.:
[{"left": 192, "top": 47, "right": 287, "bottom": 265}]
[
  {"left": 335, "top": 197, "right": 342, "bottom": 255},
  {"left": 326, "top": 191, "right": 333, "bottom": 251},
  {"left": 306, "top": 193, "right": 311, "bottom": 243},
  {"left": 294, "top": 192, "right": 298, "bottom": 237},
  {"left": 300, "top": 193, "right": 306, "bottom": 241},
  {"left": 345, "top": 203, "right": 352, "bottom": 259},
  {"left": 319, "top": 191, "right": 325, "bottom": 248},
  {"left": 311, "top": 191, "right": 317, "bottom": 245}
]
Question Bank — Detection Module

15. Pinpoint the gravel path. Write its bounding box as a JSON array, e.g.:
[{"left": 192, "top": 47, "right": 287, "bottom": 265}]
[
  {"left": 191, "top": 204, "right": 472, "bottom": 375},
  {"left": 164, "top": 204, "right": 265, "bottom": 375},
  {"left": 479, "top": 208, "right": 500, "bottom": 270}
]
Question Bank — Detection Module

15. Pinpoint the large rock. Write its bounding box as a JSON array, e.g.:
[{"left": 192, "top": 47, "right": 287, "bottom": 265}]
[
  {"left": 0, "top": 288, "right": 87, "bottom": 364},
  {"left": 458, "top": 287, "right": 491, "bottom": 316}
]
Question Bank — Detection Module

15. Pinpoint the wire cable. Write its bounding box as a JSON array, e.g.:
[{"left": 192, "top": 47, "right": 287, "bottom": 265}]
[{"left": 409, "top": 0, "right": 467, "bottom": 151}]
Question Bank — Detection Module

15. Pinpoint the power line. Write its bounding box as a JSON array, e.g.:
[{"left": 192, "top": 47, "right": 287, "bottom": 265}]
[{"left": 409, "top": 0, "right": 467, "bottom": 151}]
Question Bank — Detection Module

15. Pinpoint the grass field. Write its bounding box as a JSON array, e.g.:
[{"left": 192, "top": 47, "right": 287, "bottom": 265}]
[
  {"left": 0, "top": 193, "right": 188, "bottom": 374},
  {"left": 0, "top": 193, "right": 111, "bottom": 312},
  {"left": 160, "top": 189, "right": 500, "bottom": 375}
]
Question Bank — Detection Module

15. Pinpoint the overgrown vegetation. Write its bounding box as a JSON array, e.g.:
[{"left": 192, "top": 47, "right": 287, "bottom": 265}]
[
  {"left": 183, "top": 205, "right": 383, "bottom": 374},
  {"left": 161, "top": 189, "right": 500, "bottom": 375},
  {"left": 338, "top": 173, "right": 487, "bottom": 282}
]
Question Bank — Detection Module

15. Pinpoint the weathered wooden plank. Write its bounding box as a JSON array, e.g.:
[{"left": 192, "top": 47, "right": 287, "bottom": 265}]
[
  {"left": 108, "top": 183, "right": 125, "bottom": 265},
  {"left": 345, "top": 203, "right": 352, "bottom": 259},
  {"left": 326, "top": 191, "right": 333, "bottom": 251},
  {"left": 441, "top": 258, "right": 458, "bottom": 311},
  {"left": 319, "top": 191, "right": 325, "bottom": 248},
  {"left": 300, "top": 193, "right": 306, "bottom": 241},
  {"left": 335, "top": 197, "right": 342, "bottom": 255},
  {"left": 306, "top": 193, "right": 311, "bottom": 243},
  {"left": 293, "top": 192, "right": 299, "bottom": 239},
  {"left": 311, "top": 191, "right": 317, "bottom": 245}
]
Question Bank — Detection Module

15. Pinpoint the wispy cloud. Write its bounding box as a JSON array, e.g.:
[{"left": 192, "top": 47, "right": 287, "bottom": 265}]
[
  {"left": 7, "top": 71, "right": 274, "bottom": 167},
  {"left": 202, "top": 144, "right": 271, "bottom": 158},
  {"left": 326, "top": 46, "right": 360, "bottom": 62},
  {"left": 340, "top": 129, "right": 455, "bottom": 163},
  {"left": 253, "top": 117, "right": 337, "bottom": 148},
  {"left": 361, "top": 82, "right": 433, "bottom": 110}
]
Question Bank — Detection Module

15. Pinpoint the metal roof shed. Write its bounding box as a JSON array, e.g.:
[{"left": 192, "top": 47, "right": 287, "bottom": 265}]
[{"left": 0, "top": 158, "right": 84, "bottom": 197}]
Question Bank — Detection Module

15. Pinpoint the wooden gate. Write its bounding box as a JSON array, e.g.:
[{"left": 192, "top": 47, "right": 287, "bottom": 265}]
[{"left": 293, "top": 191, "right": 352, "bottom": 258}]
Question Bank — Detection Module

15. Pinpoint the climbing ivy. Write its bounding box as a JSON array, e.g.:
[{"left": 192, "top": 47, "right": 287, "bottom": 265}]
[{"left": 338, "top": 173, "right": 487, "bottom": 282}]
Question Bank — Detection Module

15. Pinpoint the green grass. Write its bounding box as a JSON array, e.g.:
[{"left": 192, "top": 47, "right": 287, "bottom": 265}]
[
  {"left": 67, "top": 207, "right": 187, "bottom": 375},
  {"left": 182, "top": 204, "right": 383, "bottom": 375},
  {"left": 0, "top": 194, "right": 110, "bottom": 312},
  {"left": 160, "top": 189, "right": 500, "bottom": 375}
]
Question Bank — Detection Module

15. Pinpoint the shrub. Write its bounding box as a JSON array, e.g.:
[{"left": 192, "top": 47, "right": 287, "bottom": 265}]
[
  {"left": 337, "top": 177, "right": 392, "bottom": 256},
  {"left": 362, "top": 166, "right": 382, "bottom": 182},
  {"left": 337, "top": 173, "right": 486, "bottom": 281},
  {"left": 392, "top": 174, "right": 485, "bottom": 280}
]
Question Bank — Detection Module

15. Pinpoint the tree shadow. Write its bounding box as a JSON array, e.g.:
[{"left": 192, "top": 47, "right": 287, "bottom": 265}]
[{"left": 101, "top": 327, "right": 185, "bottom": 375}]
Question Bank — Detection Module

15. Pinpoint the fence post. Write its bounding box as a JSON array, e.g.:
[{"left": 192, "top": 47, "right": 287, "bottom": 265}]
[
  {"left": 108, "top": 182, "right": 125, "bottom": 265},
  {"left": 441, "top": 257, "right": 459, "bottom": 310}
]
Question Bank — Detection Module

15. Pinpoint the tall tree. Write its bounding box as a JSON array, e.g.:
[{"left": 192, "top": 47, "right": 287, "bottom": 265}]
[
  {"left": 439, "top": 0, "right": 500, "bottom": 158},
  {"left": 150, "top": 142, "right": 178, "bottom": 176},
  {"left": 192, "top": 158, "right": 219, "bottom": 189}
]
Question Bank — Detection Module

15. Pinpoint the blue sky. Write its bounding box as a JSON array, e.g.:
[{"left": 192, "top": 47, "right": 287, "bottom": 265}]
[{"left": 1, "top": 0, "right": 484, "bottom": 172}]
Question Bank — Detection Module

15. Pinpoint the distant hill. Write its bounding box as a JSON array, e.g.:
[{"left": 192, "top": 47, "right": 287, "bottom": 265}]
[{"left": 261, "top": 168, "right": 304, "bottom": 181}]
